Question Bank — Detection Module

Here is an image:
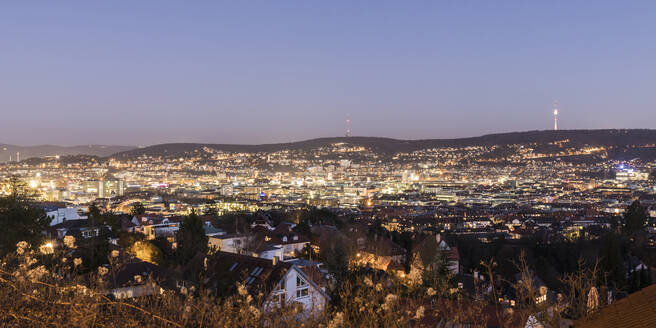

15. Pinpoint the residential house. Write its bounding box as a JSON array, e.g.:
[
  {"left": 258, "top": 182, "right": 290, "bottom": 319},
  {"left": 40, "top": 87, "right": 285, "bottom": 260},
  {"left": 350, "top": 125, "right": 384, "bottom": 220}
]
[
  {"left": 108, "top": 261, "right": 163, "bottom": 299},
  {"left": 352, "top": 234, "right": 407, "bottom": 272},
  {"left": 130, "top": 215, "right": 180, "bottom": 242},
  {"left": 268, "top": 222, "right": 310, "bottom": 259},
  {"left": 202, "top": 220, "right": 226, "bottom": 237},
  {"left": 45, "top": 206, "right": 88, "bottom": 226},
  {"left": 208, "top": 233, "right": 249, "bottom": 254},
  {"left": 407, "top": 233, "right": 459, "bottom": 285},
  {"left": 251, "top": 212, "right": 274, "bottom": 230},
  {"left": 237, "top": 222, "right": 311, "bottom": 260},
  {"left": 204, "top": 252, "right": 330, "bottom": 315},
  {"left": 47, "top": 219, "right": 115, "bottom": 243}
]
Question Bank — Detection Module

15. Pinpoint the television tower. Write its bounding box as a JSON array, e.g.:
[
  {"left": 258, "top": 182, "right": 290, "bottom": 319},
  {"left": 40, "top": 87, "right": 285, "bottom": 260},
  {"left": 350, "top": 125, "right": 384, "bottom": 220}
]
[
  {"left": 553, "top": 101, "right": 559, "bottom": 131},
  {"left": 345, "top": 114, "right": 351, "bottom": 137}
]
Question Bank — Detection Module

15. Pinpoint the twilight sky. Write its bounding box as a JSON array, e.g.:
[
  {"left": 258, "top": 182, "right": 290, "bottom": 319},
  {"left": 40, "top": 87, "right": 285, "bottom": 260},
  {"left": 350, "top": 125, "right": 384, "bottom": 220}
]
[{"left": 1, "top": 1, "right": 655, "bottom": 146}]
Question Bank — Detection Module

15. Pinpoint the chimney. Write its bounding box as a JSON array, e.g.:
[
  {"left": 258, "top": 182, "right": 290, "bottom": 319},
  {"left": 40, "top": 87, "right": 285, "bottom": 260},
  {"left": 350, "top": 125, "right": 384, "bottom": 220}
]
[{"left": 272, "top": 256, "right": 279, "bottom": 266}]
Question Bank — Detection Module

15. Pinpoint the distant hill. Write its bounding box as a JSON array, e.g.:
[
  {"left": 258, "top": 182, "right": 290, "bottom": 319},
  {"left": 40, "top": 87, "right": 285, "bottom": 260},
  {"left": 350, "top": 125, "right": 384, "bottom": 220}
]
[
  {"left": 0, "top": 144, "right": 135, "bottom": 162},
  {"left": 111, "top": 129, "right": 656, "bottom": 159}
]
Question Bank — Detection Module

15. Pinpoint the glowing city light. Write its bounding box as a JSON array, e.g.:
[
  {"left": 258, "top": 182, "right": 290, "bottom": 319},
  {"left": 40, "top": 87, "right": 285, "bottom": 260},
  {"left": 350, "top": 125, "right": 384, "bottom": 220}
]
[{"left": 40, "top": 242, "right": 54, "bottom": 255}]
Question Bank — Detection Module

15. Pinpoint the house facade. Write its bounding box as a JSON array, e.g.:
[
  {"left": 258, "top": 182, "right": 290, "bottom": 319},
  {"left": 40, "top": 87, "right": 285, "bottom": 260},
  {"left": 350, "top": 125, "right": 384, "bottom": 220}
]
[
  {"left": 130, "top": 215, "right": 180, "bottom": 241},
  {"left": 264, "top": 265, "right": 329, "bottom": 315},
  {"left": 205, "top": 252, "right": 330, "bottom": 315},
  {"left": 208, "top": 233, "right": 249, "bottom": 254}
]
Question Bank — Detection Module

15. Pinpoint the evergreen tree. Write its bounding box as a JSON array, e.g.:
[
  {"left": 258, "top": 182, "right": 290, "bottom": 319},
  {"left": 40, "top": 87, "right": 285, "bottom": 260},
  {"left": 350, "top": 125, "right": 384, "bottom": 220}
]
[
  {"left": 422, "top": 250, "right": 452, "bottom": 293},
  {"left": 130, "top": 202, "right": 146, "bottom": 216},
  {"left": 417, "top": 235, "right": 453, "bottom": 293},
  {"left": 75, "top": 228, "right": 111, "bottom": 271},
  {"left": 176, "top": 211, "right": 208, "bottom": 265},
  {"left": 320, "top": 235, "right": 348, "bottom": 279},
  {"left": 0, "top": 177, "right": 51, "bottom": 254},
  {"left": 624, "top": 200, "right": 647, "bottom": 235},
  {"left": 600, "top": 233, "right": 626, "bottom": 290},
  {"left": 89, "top": 204, "right": 101, "bottom": 225},
  {"left": 298, "top": 243, "right": 318, "bottom": 261}
]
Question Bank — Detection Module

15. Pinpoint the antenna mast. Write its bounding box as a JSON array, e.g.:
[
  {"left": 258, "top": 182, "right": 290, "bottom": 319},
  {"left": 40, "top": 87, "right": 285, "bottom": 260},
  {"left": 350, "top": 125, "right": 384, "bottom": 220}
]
[
  {"left": 345, "top": 114, "right": 351, "bottom": 137},
  {"left": 553, "top": 101, "right": 559, "bottom": 131}
]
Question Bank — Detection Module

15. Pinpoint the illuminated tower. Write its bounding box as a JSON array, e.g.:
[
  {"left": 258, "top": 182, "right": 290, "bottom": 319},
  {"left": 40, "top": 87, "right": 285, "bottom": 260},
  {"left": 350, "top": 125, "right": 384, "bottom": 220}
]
[
  {"left": 345, "top": 114, "right": 351, "bottom": 137},
  {"left": 553, "top": 101, "right": 559, "bottom": 131}
]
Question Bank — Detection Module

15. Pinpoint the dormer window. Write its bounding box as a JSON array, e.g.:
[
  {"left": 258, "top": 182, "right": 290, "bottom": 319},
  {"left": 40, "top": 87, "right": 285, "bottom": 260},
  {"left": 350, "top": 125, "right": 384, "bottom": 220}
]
[
  {"left": 297, "top": 276, "right": 308, "bottom": 287},
  {"left": 282, "top": 236, "right": 288, "bottom": 242},
  {"left": 293, "top": 235, "right": 298, "bottom": 241}
]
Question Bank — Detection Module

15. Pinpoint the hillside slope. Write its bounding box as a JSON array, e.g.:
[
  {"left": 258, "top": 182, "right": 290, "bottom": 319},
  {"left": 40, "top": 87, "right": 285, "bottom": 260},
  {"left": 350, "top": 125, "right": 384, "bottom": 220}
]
[
  {"left": 111, "top": 129, "right": 656, "bottom": 159},
  {"left": 0, "top": 144, "right": 135, "bottom": 162}
]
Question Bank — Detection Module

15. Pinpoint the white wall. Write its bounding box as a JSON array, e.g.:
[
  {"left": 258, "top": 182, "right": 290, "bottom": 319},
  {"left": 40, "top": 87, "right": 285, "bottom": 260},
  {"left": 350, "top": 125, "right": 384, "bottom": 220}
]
[
  {"left": 48, "top": 207, "right": 87, "bottom": 226},
  {"left": 258, "top": 247, "right": 283, "bottom": 260},
  {"left": 281, "top": 268, "right": 326, "bottom": 315}
]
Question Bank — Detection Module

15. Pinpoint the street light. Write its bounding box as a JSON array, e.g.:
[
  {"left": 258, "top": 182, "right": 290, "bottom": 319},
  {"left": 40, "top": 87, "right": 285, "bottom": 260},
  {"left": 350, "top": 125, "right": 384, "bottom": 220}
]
[{"left": 40, "top": 242, "right": 54, "bottom": 255}]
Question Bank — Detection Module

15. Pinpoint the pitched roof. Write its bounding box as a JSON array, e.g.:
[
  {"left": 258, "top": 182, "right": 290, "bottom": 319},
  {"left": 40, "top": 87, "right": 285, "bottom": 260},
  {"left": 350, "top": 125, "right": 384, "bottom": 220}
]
[
  {"left": 417, "top": 298, "right": 526, "bottom": 328},
  {"left": 299, "top": 265, "right": 328, "bottom": 291},
  {"left": 203, "top": 224, "right": 225, "bottom": 235},
  {"left": 204, "top": 251, "right": 291, "bottom": 296},
  {"left": 113, "top": 261, "right": 160, "bottom": 288},
  {"left": 204, "top": 251, "right": 331, "bottom": 301},
  {"left": 268, "top": 233, "right": 310, "bottom": 245},
  {"left": 272, "top": 222, "right": 295, "bottom": 234},
  {"left": 51, "top": 219, "right": 90, "bottom": 229},
  {"left": 574, "top": 284, "right": 656, "bottom": 328},
  {"left": 131, "top": 215, "right": 169, "bottom": 226},
  {"left": 296, "top": 265, "right": 331, "bottom": 301}
]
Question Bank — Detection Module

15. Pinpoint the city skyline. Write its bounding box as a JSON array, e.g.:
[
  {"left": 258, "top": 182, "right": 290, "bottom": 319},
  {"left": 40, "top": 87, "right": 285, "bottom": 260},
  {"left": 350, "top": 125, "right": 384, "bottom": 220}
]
[
  {"left": 2, "top": 1, "right": 656, "bottom": 145},
  {"left": 2, "top": 2, "right": 656, "bottom": 326}
]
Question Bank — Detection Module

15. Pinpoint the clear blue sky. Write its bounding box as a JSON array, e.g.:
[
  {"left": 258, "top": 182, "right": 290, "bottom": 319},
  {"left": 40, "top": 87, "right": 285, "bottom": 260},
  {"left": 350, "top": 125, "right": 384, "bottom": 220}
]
[{"left": 1, "top": 1, "right": 655, "bottom": 146}]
